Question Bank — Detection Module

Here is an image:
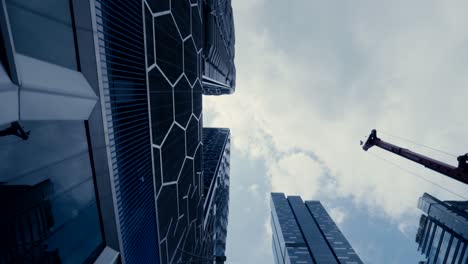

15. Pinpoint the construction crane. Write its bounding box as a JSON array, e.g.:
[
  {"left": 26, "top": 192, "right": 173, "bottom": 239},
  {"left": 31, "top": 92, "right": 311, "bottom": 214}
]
[{"left": 361, "top": 129, "right": 468, "bottom": 185}]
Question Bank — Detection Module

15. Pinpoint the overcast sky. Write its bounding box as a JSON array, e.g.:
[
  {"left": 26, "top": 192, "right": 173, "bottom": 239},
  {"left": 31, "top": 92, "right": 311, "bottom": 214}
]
[{"left": 204, "top": 0, "right": 468, "bottom": 263}]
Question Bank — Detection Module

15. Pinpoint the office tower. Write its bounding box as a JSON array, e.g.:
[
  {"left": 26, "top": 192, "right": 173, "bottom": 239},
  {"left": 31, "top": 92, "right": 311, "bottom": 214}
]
[
  {"left": 0, "top": 0, "right": 235, "bottom": 263},
  {"left": 271, "top": 193, "right": 363, "bottom": 264},
  {"left": 202, "top": 0, "right": 236, "bottom": 95},
  {"left": 415, "top": 193, "right": 468, "bottom": 264},
  {"left": 202, "top": 128, "right": 231, "bottom": 260}
]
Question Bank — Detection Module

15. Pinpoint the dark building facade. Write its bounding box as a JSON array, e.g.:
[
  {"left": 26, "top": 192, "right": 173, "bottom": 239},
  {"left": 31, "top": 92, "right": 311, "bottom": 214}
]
[
  {"left": 0, "top": 0, "right": 234, "bottom": 263},
  {"left": 415, "top": 193, "right": 468, "bottom": 264},
  {"left": 202, "top": 128, "right": 231, "bottom": 259},
  {"left": 202, "top": 0, "right": 236, "bottom": 95},
  {"left": 271, "top": 193, "right": 363, "bottom": 264}
]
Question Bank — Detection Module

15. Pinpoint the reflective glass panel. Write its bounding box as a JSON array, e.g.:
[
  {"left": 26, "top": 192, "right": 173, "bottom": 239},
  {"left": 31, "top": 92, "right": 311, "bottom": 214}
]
[
  {"left": 6, "top": 0, "right": 77, "bottom": 69},
  {"left": 446, "top": 237, "right": 458, "bottom": 264},
  {"left": 0, "top": 121, "right": 104, "bottom": 263},
  {"left": 428, "top": 227, "right": 443, "bottom": 262},
  {"left": 436, "top": 233, "right": 451, "bottom": 264}
]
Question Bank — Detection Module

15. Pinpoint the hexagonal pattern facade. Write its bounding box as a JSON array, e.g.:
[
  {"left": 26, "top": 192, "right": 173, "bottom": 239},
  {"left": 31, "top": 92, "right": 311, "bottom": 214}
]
[{"left": 145, "top": 0, "right": 205, "bottom": 263}]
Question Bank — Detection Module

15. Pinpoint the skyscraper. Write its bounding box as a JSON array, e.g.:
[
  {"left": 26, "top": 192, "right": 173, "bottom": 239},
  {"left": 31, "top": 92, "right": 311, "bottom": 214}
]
[
  {"left": 271, "top": 193, "right": 363, "bottom": 264},
  {"left": 202, "top": 128, "right": 231, "bottom": 260},
  {"left": 0, "top": 0, "right": 235, "bottom": 263},
  {"left": 415, "top": 193, "right": 468, "bottom": 264},
  {"left": 202, "top": 0, "right": 236, "bottom": 95}
]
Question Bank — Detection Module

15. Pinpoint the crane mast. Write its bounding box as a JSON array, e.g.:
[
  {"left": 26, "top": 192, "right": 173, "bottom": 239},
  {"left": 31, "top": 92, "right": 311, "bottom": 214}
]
[{"left": 361, "top": 129, "right": 468, "bottom": 185}]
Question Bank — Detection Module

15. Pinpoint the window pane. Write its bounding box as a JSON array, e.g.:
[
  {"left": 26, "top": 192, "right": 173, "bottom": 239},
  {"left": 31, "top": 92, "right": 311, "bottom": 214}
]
[
  {"left": 435, "top": 233, "right": 451, "bottom": 264},
  {"left": 462, "top": 247, "right": 468, "bottom": 264},
  {"left": 428, "top": 227, "right": 443, "bottom": 263},
  {"left": 446, "top": 237, "right": 459, "bottom": 264},
  {"left": 0, "top": 121, "right": 104, "bottom": 263},
  {"left": 6, "top": 0, "right": 77, "bottom": 69},
  {"left": 455, "top": 243, "right": 466, "bottom": 264},
  {"left": 422, "top": 221, "right": 434, "bottom": 254}
]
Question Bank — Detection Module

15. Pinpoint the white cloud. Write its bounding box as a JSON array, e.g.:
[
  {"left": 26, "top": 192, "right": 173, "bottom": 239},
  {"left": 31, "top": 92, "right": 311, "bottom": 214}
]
[
  {"left": 269, "top": 152, "right": 326, "bottom": 199},
  {"left": 328, "top": 208, "right": 347, "bottom": 225},
  {"left": 205, "top": 0, "right": 468, "bottom": 225},
  {"left": 248, "top": 183, "right": 260, "bottom": 196},
  {"left": 398, "top": 222, "right": 411, "bottom": 237}
]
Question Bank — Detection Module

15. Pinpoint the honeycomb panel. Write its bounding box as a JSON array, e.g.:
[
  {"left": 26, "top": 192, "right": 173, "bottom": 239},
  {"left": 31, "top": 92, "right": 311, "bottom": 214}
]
[
  {"left": 174, "top": 77, "right": 192, "bottom": 127},
  {"left": 144, "top": 0, "right": 232, "bottom": 262},
  {"left": 192, "top": 81, "right": 202, "bottom": 118},
  {"left": 154, "top": 14, "right": 183, "bottom": 84},
  {"left": 160, "top": 237, "right": 168, "bottom": 264},
  {"left": 193, "top": 145, "right": 202, "bottom": 196},
  {"left": 144, "top": 5, "right": 154, "bottom": 66},
  {"left": 171, "top": 0, "right": 191, "bottom": 39},
  {"left": 178, "top": 158, "right": 193, "bottom": 211},
  {"left": 161, "top": 125, "right": 185, "bottom": 183},
  {"left": 191, "top": 5, "right": 202, "bottom": 51},
  {"left": 184, "top": 38, "right": 198, "bottom": 85},
  {"left": 149, "top": 68, "right": 174, "bottom": 146},
  {"left": 147, "top": 0, "right": 169, "bottom": 13},
  {"left": 180, "top": 193, "right": 189, "bottom": 227},
  {"left": 167, "top": 218, "right": 186, "bottom": 263},
  {"left": 186, "top": 116, "right": 198, "bottom": 157},
  {"left": 188, "top": 186, "right": 198, "bottom": 224},
  {"left": 153, "top": 147, "right": 162, "bottom": 195},
  {"left": 198, "top": 114, "right": 203, "bottom": 141},
  {"left": 157, "top": 183, "right": 178, "bottom": 240}
]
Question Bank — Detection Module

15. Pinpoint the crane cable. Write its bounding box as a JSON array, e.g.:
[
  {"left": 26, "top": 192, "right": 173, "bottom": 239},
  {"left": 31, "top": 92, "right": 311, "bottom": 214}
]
[
  {"left": 368, "top": 152, "right": 467, "bottom": 200},
  {"left": 379, "top": 130, "right": 457, "bottom": 158}
]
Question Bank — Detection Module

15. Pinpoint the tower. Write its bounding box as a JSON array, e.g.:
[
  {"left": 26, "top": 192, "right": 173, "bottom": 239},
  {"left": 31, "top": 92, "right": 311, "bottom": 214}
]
[
  {"left": 415, "top": 193, "right": 468, "bottom": 264},
  {"left": 271, "top": 193, "right": 363, "bottom": 264}
]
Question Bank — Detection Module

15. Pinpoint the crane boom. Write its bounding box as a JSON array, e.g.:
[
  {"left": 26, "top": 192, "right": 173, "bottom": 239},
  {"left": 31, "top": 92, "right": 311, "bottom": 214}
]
[{"left": 362, "top": 129, "right": 468, "bottom": 185}]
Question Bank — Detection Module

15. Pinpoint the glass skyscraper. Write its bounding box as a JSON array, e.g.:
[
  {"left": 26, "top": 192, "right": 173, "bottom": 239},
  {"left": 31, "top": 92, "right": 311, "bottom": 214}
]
[
  {"left": 0, "top": 0, "right": 235, "bottom": 263},
  {"left": 201, "top": 0, "right": 236, "bottom": 95},
  {"left": 271, "top": 193, "right": 363, "bottom": 264},
  {"left": 202, "top": 128, "right": 231, "bottom": 260},
  {"left": 415, "top": 193, "right": 468, "bottom": 264}
]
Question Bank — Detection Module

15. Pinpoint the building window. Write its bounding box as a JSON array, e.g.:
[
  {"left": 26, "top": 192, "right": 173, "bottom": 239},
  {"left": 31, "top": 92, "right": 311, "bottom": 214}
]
[
  {"left": 0, "top": 121, "right": 104, "bottom": 263},
  {"left": 436, "top": 233, "right": 452, "bottom": 263},
  {"left": 446, "top": 237, "right": 458, "bottom": 264},
  {"left": 428, "top": 227, "right": 443, "bottom": 261},
  {"left": 5, "top": 0, "right": 78, "bottom": 70}
]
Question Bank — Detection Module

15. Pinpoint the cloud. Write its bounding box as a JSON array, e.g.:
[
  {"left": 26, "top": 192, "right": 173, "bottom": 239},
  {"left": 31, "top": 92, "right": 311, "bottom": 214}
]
[
  {"left": 205, "top": 0, "right": 468, "bottom": 225},
  {"left": 269, "top": 152, "right": 327, "bottom": 199},
  {"left": 328, "top": 207, "right": 347, "bottom": 225},
  {"left": 248, "top": 183, "right": 260, "bottom": 195}
]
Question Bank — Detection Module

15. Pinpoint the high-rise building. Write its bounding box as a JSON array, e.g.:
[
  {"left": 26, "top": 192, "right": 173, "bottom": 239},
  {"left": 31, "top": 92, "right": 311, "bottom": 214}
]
[
  {"left": 415, "top": 193, "right": 468, "bottom": 264},
  {"left": 202, "top": 128, "right": 231, "bottom": 260},
  {"left": 0, "top": 0, "right": 234, "bottom": 263},
  {"left": 271, "top": 193, "right": 363, "bottom": 264},
  {"left": 202, "top": 0, "right": 236, "bottom": 95}
]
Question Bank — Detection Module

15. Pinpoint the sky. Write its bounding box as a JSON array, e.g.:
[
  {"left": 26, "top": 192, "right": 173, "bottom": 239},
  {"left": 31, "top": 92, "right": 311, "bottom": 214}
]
[{"left": 204, "top": 0, "right": 468, "bottom": 263}]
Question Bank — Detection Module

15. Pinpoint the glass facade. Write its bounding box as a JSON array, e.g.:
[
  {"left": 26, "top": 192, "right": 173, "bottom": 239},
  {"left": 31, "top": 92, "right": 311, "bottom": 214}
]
[
  {"left": 6, "top": 0, "right": 78, "bottom": 70},
  {"left": 0, "top": 121, "right": 104, "bottom": 263},
  {"left": 145, "top": 0, "right": 234, "bottom": 263},
  {"left": 271, "top": 193, "right": 363, "bottom": 264},
  {"left": 1, "top": 0, "right": 235, "bottom": 263},
  {"left": 144, "top": 0, "right": 205, "bottom": 262},
  {"left": 202, "top": 128, "right": 231, "bottom": 259},
  {"left": 96, "top": 0, "right": 159, "bottom": 263},
  {"left": 202, "top": 0, "right": 236, "bottom": 95},
  {"left": 415, "top": 193, "right": 468, "bottom": 264},
  {"left": 306, "top": 201, "right": 363, "bottom": 263}
]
